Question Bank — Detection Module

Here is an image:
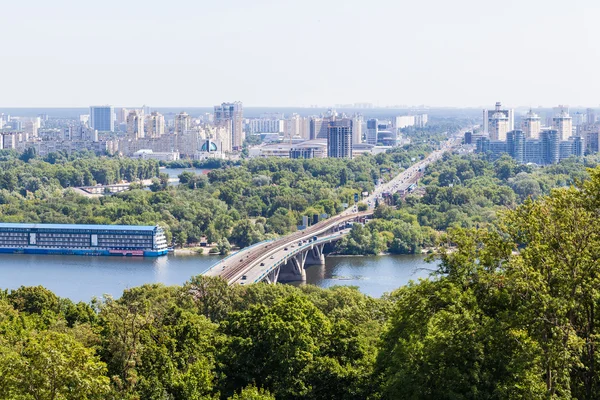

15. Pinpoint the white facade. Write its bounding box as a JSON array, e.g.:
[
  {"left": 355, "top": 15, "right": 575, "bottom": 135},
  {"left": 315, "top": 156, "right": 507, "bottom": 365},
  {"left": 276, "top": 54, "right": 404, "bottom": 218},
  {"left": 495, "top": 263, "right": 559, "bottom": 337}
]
[
  {"left": 394, "top": 115, "right": 415, "bottom": 129},
  {"left": 522, "top": 110, "right": 541, "bottom": 139},
  {"left": 489, "top": 112, "right": 510, "bottom": 141},
  {"left": 144, "top": 112, "right": 165, "bottom": 138},
  {"left": 352, "top": 115, "right": 363, "bottom": 144},
  {"left": 126, "top": 110, "right": 145, "bottom": 139},
  {"left": 174, "top": 112, "right": 192, "bottom": 135},
  {"left": 248, "top": 119, "right": 284, "bottom": 134},
  {"left": 415, "top": 114, "right": 428, "bottom": 128},
  {"left": 214, "top": 102, "right": 244, "bottom": 150},
  {"left": 483, "top": 102, "right": 514, "bottom": 133},
  {"left": 553, "top": 112, "right": 573, "bottom": 141}
]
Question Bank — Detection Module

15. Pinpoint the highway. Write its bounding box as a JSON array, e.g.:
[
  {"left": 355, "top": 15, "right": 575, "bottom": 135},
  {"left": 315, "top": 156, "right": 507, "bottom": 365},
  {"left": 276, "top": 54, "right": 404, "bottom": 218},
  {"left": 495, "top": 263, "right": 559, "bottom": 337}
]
[
  {"left": 354, "top": 136, "right": 460, "bottom": 212},
  {"left": 204, "top": 135, "right": 461, "bottom": 285}
]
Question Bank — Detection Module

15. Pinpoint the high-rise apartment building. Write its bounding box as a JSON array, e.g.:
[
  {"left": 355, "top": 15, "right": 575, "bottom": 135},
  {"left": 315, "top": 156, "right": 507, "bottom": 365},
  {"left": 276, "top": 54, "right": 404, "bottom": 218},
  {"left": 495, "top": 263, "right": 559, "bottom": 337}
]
[
  {"left": 366, "top": 119, "right": 378, "bottom": 145},
  {"left": 247, "top": 119, "right": 284, "bottom": 134},
  {"left": 487, "top": 102, "right": 510, "bottom": 141},
  {"left": 117, "top": 108, "right": 129, "bottom": 125},
  {"left": 483, "top": 102, "right": 514, "bottom": 134},
  {"left": 284, "top": 114, "right": 309, "bottom": 141},
  {"left": 174, "top": 112, "right": 192, "bottom": 136},
  {"left": 327, "top": 119, "right": 353, "bottom": 158},
  {"left": 214, "top": 102, "right": 244, "bottom": 150},
  {"left": 506, "top": 130, "right": 525, "bottom": 163},
  {"left": 587, "top": 108, "right": 596, "bottom": 125},
  {"left": 572, "top": 112, "right": 586, "bottom": 127},
  {"left": 553, "top": 110, "right": 573, "bottom": 141},
  {"left": 541, "top": 129, "right": 560, "bottom": 164},
  {"left": 89, "top": 105, "right": 114, "bottom": 132},
  {"left": 145, "top": 112, "right": 165, "bottom": 138},
  {"left": 126, "top": 110, "right": 144, "bottom": 139},
  {"left": 415, "top": 114, "right": 428, "bottom": 128},
  {"left": 394, "top": 115, "right": 415, "bottom": 130},
  {"left": 522, "top": 109, "right": 541, "bottom": 139},
  {"left": 352, "top": 115, "right": 363, "bottom": 144},
  {"left": 309, "top": 117, "right": 328, "bottom": 140}
]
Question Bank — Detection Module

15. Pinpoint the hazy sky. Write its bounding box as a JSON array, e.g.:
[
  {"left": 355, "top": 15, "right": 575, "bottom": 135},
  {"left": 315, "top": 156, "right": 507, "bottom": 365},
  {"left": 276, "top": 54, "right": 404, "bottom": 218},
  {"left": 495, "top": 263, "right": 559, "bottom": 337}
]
[{"left": 2, "top": 0, "right": 599, "bottom": 108}]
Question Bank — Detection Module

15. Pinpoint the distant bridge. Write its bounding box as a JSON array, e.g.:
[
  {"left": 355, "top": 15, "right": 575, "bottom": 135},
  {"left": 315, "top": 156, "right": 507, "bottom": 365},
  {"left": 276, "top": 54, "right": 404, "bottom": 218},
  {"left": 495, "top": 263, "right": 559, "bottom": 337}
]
[
  {"left": 203, "top": 136, "right": 460, "bottom": 285},
  {"left": 203, "top": 212, "right": 371, "bottom": 284}
]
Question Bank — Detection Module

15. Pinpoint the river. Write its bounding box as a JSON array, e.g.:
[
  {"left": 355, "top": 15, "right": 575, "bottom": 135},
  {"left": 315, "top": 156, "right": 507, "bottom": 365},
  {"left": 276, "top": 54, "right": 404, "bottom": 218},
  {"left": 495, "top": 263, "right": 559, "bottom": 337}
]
[{"left": 0, "top": 253, "right": 436, "bottom": 302}]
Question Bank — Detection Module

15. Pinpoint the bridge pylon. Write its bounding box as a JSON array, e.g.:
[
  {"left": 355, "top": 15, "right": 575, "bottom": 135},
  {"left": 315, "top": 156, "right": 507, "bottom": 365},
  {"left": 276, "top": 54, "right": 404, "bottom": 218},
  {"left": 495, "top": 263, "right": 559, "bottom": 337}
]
[
  {"left": 278, "top": 251, "right": 308, "bottom": 282},
  {"left": 305, "top": 243, "right": 325, "bottom": 265}
]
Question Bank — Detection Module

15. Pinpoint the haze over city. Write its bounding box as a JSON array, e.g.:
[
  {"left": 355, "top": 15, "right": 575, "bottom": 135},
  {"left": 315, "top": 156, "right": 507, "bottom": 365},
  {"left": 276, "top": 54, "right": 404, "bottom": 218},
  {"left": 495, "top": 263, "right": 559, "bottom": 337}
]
[{"left": 2, "top": 0, "right": 598, "bottom": 108}]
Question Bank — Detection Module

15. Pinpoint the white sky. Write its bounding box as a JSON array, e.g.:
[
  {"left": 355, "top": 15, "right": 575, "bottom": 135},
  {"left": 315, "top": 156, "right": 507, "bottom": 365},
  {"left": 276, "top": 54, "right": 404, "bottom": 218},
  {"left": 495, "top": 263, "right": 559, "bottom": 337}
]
[{"left": 1, "top": 0, "right": 598, "bottom": 108}]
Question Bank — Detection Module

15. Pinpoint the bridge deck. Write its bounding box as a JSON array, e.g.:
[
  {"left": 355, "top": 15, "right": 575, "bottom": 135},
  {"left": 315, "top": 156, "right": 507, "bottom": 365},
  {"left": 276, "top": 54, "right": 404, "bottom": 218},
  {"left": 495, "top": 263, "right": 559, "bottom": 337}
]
[
  {"left": 203, "top": 138, "right": 459, "bottom": 285},
  {"left": 204, "top": 212, "right": 370, "bottom": 284}
]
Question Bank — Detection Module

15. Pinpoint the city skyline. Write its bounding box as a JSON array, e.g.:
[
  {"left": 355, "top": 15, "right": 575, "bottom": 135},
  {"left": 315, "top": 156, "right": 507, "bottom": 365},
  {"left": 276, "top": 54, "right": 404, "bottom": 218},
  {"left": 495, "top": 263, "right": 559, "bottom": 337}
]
[{"left": 2, "top": 0, "right": 599, "bottom": 108}]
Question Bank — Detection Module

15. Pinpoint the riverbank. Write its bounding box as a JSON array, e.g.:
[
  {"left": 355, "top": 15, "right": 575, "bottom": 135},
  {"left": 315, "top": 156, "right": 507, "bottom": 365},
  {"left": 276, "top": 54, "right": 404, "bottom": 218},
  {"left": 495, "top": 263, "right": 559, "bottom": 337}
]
[{"left": 173, "top": 246, "right": 218, "bottom": 255}]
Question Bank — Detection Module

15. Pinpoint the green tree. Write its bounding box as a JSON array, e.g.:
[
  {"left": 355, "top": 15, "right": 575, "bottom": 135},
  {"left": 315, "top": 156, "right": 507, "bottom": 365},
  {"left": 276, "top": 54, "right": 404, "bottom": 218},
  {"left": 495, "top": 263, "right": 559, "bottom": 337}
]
[
  {"left": 8, "top": 285, "right": 60, "bottom": 315},
  {"left": 219, "top": 295, "right": 330, "bottom": 398},
  {"left": 217, "top": 238, "right": 232, "bottom": 255},
  {"left": 1, "top": 331, "right": 110, "bottom": 400}
]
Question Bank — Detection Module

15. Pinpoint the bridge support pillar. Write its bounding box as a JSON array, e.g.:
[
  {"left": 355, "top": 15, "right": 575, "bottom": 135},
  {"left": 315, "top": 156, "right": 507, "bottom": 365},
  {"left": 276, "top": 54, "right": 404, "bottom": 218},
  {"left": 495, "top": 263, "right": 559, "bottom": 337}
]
[
  {"left": 305, "top": 243, "right": 325, "bottom": 265},
  {"left": 278, "top": 251, "right": 307, "bottom": 282},
  {"left": 263, "top": 266, "right": 280, "bottom": 284}
]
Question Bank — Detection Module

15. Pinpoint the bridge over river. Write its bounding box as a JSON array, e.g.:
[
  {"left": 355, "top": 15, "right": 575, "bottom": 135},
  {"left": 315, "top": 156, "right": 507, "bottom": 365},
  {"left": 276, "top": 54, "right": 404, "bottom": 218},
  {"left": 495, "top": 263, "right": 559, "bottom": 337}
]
[{"left": 203, "top": 136, "right": 460, "bottom": 285}]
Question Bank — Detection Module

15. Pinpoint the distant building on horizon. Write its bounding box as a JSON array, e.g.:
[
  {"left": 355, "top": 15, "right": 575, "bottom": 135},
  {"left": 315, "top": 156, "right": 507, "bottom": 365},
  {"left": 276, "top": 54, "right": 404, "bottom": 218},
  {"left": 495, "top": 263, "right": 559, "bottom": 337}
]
[
  {"left": 553, "top": 110, "right": 573, "bottom": 141},
  {"left": 327, "top": 119, "right": 353, "bottom": 158},
  {"left": 415, "top": 113, "right": 428, "bottom": 128},
  {"left": 522, "top": 109, "right": 541, "bottom": 139},
  {"left": 144, "top": 111, "right": 165, "bottom": 138},
  {"left": 89, "top": 105, "right": 114, "bottom": 132},
  {"left": 174, "top": 112, "right": 192, "bottom": 136},
  {"left": 366, "top": 118, "right": 378, "bottom": 145},
  {"left": 214, "top": 102, "right": 244, "bottom": 151},
  {"left": 587, "top": 108, "right": 596, "bottom": 125},
  {"left": 126, "top": 110, "right": 144, "bottom": 139},
  {"left": 309, "top": 117, "right": 328, "bottom": 140},
  {"left": 483, "top": 102, "right": 514, "bottom": 138},
  {"left": 352, "top": 114, "right": 363, "bottom": 144},
  {"left": 476, "top": 128, "right": 582, "bottom": 165}
]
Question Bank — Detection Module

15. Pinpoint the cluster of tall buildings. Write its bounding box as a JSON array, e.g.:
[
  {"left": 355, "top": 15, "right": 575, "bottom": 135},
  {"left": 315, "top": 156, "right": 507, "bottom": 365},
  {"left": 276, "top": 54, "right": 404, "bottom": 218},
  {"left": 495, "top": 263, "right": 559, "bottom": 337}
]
[
  {"left": 88, "top": 103, "right": 244, "bottom": 159},
  {"left": 0, "top": 114, "right": 45, "bottom": 151},
  {"left": 472, "top": 102, "right": 592, "bottom": 164},
  {"left": 117, "top": 105, "right": 237, "bottom": 159},
  {"left": 1, "top": 110, "right": 109, "bottom": 155},
  {"left": 1, "top": 102, "right": 429, "bottom": 161},
  {"left": 245, "top": 109, "right": 427, "bottom": 159}
]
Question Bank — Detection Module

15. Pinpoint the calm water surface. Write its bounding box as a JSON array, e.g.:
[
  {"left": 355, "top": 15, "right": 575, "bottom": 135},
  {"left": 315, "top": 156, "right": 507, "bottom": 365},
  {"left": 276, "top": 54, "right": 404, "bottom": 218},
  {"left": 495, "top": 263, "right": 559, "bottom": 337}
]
[
  {"left": 302, "top": 254, "right": 436, "bottom": 296},
  {"left": 0, "top": 253, "right": 437, "bottom": 302}
]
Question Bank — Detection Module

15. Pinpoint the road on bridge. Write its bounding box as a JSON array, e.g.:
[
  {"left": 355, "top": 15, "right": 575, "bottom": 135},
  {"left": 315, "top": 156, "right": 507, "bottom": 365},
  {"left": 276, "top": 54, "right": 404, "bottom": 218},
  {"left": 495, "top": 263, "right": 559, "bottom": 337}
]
[
  {"left": 203, "top": 212, "right": 370, "bottom": 284},
  {"left": 204, "top": 136, "right": 461, "bottom": 285}
]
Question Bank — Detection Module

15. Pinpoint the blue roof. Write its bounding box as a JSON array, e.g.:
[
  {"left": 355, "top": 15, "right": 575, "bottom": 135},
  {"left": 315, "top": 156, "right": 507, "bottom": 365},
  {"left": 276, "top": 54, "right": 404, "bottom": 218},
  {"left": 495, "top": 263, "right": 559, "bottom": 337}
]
[{"left": 0, "top": 223, "right": 157, "bottom": 231}]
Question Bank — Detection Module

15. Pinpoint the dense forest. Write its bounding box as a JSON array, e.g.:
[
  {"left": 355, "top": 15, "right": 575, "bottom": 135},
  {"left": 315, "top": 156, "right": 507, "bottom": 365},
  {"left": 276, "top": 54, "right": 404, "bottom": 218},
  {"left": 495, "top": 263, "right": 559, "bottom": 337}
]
[
  {"left": 336, "top": 152, "right": 599, "bottom": 255},
  {"left": 0, "top": 145, "right": 430, "bottom": 249},
  {"left": 4, "top": 166, "right": 600, "bottom": 398}
]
